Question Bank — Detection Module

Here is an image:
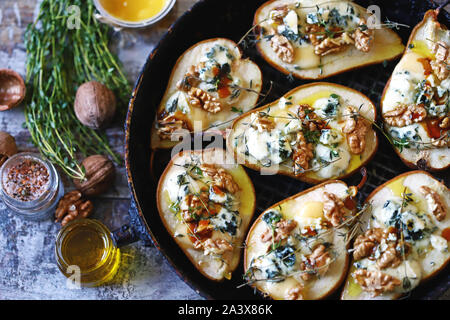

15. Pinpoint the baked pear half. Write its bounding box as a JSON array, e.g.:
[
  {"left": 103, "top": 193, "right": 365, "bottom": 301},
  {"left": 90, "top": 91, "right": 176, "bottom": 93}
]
[
  {"left": 151, "top": 38, "right": 263, "bottom": 149},
  {"left": 380, "top": 9, "right": 449, "bottom": 172},
  {"left": 156, "top": 148, "right": 256, "bottom": 281},
  {"left": 253, "top": 0, "right": 404, "bottom": 79},
  {"left": 227, "top": 82, "right": 378, "bottom": 184},
  {"left": 243, "top": 180, "right": 360, "bottom": 300},
  {"left": 341, "top": 171, "right": 450, "bottom": 300}
]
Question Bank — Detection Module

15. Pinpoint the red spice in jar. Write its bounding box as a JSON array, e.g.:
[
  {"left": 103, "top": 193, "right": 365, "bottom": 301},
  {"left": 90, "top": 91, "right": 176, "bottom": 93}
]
[{"left": 3, "top": 159, "right": 50, "bottom": 201}]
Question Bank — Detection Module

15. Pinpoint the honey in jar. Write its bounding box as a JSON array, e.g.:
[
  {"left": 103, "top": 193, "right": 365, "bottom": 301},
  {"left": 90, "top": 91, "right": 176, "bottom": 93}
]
[
  {"left": 97, "top": 0, "right": 169, "bottom": 23},
  {"left": 55, "top": 219, "right": 120, "bottom": 287}
]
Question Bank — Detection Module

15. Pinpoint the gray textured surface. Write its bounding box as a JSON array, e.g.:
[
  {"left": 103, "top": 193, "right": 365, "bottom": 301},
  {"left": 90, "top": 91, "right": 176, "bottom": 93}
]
[
  {"left": 0, "top": 202, "right": 201, "bottom": 300},
  {"left": 0, "top": 0, "right": 202, "bottom": 300}
]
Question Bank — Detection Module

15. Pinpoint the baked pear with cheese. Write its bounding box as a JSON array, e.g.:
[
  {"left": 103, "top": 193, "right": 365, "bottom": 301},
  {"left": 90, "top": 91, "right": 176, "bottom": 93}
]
[
  {"left": 341, "top": 171, "right": 450, "bottom": 300},
  {"left": 156, "top": 148, "right": 256, "bottom": 281},
  {"left": 244, "top": 180, "right": 360, "bottom": 300},
  {"left": 380, "top": 9, "right": 449, "bottom": 171},
  {"left": 253, "top": 0, "right": 404, "bottom": 79},
  {"left": 227, "top": 82, "right": 378, "bottom": 184},
  {"left": 151, "top": 38, "right": 263, "bottom": 149}
]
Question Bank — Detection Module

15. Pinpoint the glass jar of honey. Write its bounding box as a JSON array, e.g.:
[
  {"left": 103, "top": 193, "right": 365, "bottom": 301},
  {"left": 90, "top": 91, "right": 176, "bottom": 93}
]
[
  {"left": 94, "top": 0, "right": 176, "bottom": 28},
  {"left": 55, "top": 219, "right": 121, "bottom": 287}
]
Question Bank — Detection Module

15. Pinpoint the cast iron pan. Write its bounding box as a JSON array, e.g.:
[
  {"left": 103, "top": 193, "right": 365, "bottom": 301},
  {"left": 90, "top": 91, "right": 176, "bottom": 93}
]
[{"left": 123, "top": 0, "right": 450, "bottom": 299}]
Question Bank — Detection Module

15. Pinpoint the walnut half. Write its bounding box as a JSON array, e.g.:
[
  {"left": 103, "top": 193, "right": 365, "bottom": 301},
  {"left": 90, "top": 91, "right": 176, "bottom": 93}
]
[
  {"left": 377, "top": 245, "right": 403, "bottom": 270},
  {"left": 300, "top": 244, "right": 332, "bottom": 281},
  {"left": 353, "top": 228, "right": 408, "bottom": 270},
  {"left": 383, "top": 104, "right": 427, "bottom": 127},
  {"left": 200, "top": 164, "right": 239, "bottom": 194},
  {"left": 187, "top": 87, "right": 222, "bottom": 113},
  {"left": 270, "top": 5, "right": 289, "bottom": 22},
  {"left": 181, "top": 191, "right": 209, "bottom": 221},
  {"left": 419, "top": 185, "right": 447, "bottom": 221},
  {"left": 261, "top": 219, "right": 297, "bottom": 243},
  {"left": 55, "top": 190, "right": 93, "bottom": 226},
  {"left": 201, "top": 238, "right": 233, "bottom": 256},
  {"left": 292, "top": 131, "right": 314, "bottom": 174},
  {"left": 353, "top": 228, "right": 384, "bottom": 261},
  {"left": 251, "top": 112, "right": 275, "bottom": 132},
  {"left": 314, "top": 31, "right": 355, "bottom": 56},
  {"left": 342, "top": 106, "right": 370, "bottom": 154},
  {"left": 353, "top": 269, "right": 401, "bottom": 297},
  {"left": 353, "top": 19, "right": 373, "bottom": 53},
  {"left": 306, "top": 18, "right": 372, "bottom": 57},
  {"left": 323, "top": 192, "right": 346, "bottom": 226},
  {"left": 297, "top": 104, "right": 326, "bottom": 131},
  {"left": 431, "top": 41, "right": 449, "bottom": 80},
  {"left": 157, "top": 114, "right": 190, "bottom": 140},
  {"left": 270, "top": 34, "right": 295, "bottom": 63}
]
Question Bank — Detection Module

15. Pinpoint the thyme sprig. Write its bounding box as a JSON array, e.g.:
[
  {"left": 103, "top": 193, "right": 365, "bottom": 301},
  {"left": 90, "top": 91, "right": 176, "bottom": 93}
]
[
  {"left": 239, "top": 254, "right": 337, "bottom": 288},
  {"left": 369, "top": 18, "right": 410, "bottom": 31},
  {"left": 170, "top": 81, "right": 274, "bottom": 136},
  {"left": 236, "top": 17, "right": 270, "bottom": 48},
  {"left": 25, "top": 0, "right": 130, "bottom": 179},
  {"left": 279, "top": 157, "right": 343, "bottom": 174},
  {"left": 323, "top": 203, "right": 371, "bottom": 246},
  {"left": 399, "top": 187, "right": 414, "bottom": 297},
  {"left": 184, "top": 75, "right": 267, "bottom": 98},
  {"left": 240, "top": 204, "right": 370, "bottom": 289}
]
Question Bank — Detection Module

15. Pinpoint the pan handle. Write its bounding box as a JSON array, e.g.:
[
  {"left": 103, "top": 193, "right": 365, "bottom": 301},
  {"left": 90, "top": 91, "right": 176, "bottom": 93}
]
[{"left": 111, "top": 197, "right": 153, "bottom": 248}]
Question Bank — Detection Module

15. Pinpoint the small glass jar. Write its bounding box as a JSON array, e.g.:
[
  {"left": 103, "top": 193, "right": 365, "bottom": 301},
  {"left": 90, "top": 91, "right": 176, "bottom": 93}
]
[
  {"left": 93, "top": 0, "right": 176, "bottom": 29},
  {"left": 0, "top": 152, "right": 64, "bottom": 221},
  {"left": 55, "top": 219, "right": 121, "bottom": 287}
]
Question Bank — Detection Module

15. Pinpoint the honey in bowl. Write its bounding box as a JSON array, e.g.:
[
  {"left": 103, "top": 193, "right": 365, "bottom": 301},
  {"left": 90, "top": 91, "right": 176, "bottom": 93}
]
[{"left": 98, "top": 0, "right": 169, "bottom": 23}]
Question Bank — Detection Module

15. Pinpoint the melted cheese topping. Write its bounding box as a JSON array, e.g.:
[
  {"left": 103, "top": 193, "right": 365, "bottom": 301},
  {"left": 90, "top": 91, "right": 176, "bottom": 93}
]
[
  {"left": 381, "top": 15, "right": 449, "bottom": 155},
  {"left": 158, "top": 150, "right": 255, "bottom": 280},
  {"left": 255, "top": 0, "right": 404, "bottom": 78},
  {"left": 152, "top": 39, "right": 262, "bottom": 149},
  {"left": 246, "top": 126, "right": 292, "bottom": 165},
  {"left": 283, "top": 10, "right": 298, "bottom": 34},
  {"left": 245, "top": 182, "right": 351, "bottom": 300},
  {"left": 231, "top": 86, "right": 375, "bottom": 181},
  {"left": 347, "top": 173, "right": 450, "bottom": 298}
]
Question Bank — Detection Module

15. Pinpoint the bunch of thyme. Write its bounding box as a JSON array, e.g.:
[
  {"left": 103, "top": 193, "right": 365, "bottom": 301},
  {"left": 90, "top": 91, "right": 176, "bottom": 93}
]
[{"left": 24, "top": 0, "right": 130, "bottom": 179}]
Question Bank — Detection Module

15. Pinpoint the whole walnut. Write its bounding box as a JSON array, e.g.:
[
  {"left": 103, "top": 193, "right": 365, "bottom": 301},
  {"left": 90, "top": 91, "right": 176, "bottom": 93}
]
[
  {"left": 73, "top": 155, "right": 115, "bottom": 196},
  {"left": 74, "top": 81, "right": 116, "bottom": 129},
  {"left": 0, "top": 131, "right": 18, "bottom": 166}
]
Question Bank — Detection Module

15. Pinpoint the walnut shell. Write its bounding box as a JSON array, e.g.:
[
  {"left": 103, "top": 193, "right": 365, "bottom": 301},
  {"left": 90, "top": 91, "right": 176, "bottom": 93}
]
[
  {"left": 0, "top": 69, "right": 26, "bottom": 111},
  {"left": 74, "top": 81, "right": 116, "bottom": 129},
  {"left": 0, "top": 131, "right": 18, "bottom": 165},
  {"left": 73, "top": 155, "right": 115, "bottom": 196}
]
